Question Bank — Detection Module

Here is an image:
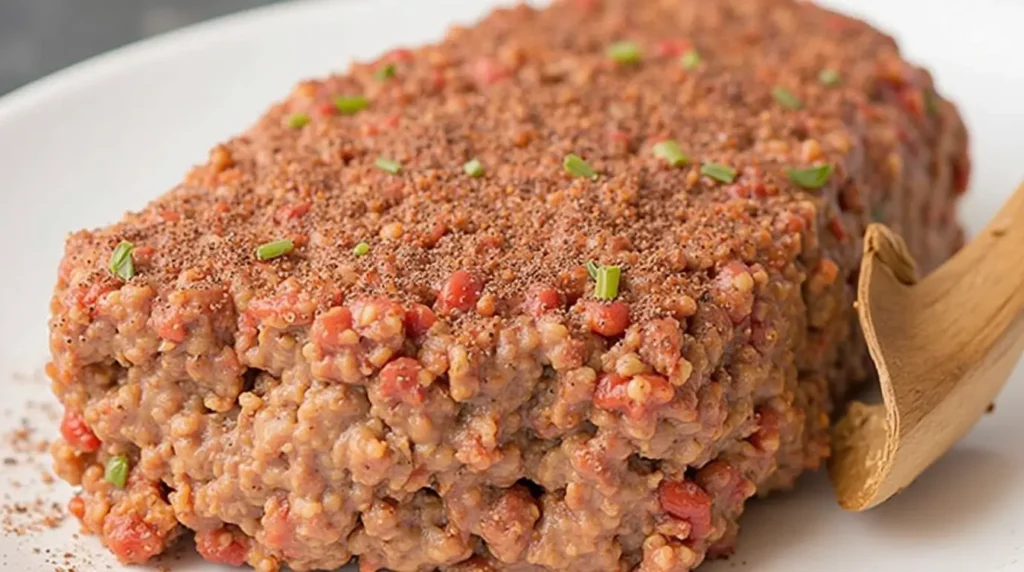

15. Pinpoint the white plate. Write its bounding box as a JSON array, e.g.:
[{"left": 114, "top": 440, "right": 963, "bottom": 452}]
[{"left": 1, "top": 0, "right": 1022, "bottom": 570}]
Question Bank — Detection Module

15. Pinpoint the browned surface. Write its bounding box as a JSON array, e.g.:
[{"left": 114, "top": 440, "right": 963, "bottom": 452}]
[{"left": 47, "top": 0, "right": 968, "bottom": 570}]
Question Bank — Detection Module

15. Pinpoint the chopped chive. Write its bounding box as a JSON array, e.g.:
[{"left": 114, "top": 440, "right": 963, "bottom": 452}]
[
  {"left": 564, "top": 154, "right": 598, "bottom": 180},
  {"left": 595, "top": 265, "right": 622, "bottom": 301},
  {"left": 256, "top": 239, "right": 294, "bottom": 261},
  {"left": 352, "top": 241, "right": 370, "bottom": 256},
  {"left": 652, "top": 140, "right": 690, "bottom": 168},
  {"left": 287, "top": 113, "right": 310, "bottom": 129},
  {"left": 607, "top": 41, "right": 642, "bottom": 65},
  {"left": 701, "top": 163, "right": 737, "bottom": 184},
  {"left": 819, "top": 68, "right": 840, "bottom": 87},
  {"left": 772, "top": 86, "right": 803, "bottom": 110},
  {"left": 924, "top": 89, "right": 938, "bottom": 117},
  {"left": 680, "top": 49, "right": 701, "bottom": 71},
  {"left": 104, "top": 455, "right": 129, "bottom": 489},
  {"left": 376, "top": 157, "right": 403, "bottom": 174},
  {"left": 787, "top": 164, "right": 835, "bottom": 190},
  {"left": 585, "top": 260, "right": 600, "bottom": 280},
  {"left": 334, "top": 95, "right": 369, "bottom": 114},
  {"left": 464, "top": 158, "right": 484, "bottom": 178},
  {"left": 109, "top": 241, "right": 135, "bottom": 281},
  {"left": 374, "top": 63, "right": 397, "bottom": 81}
]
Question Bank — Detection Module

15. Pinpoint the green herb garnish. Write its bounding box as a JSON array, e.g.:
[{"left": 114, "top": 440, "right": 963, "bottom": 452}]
[
  {"left": 287, "top": 113, "right": 310, "bottom": 129},
  {"left": 374, "top": 63, "right": 397, "bottom": 81},
  {"left": 819, "top": 69, "right": 840, "bottom": 87},
  {"left": 353, "top": 242, "right": 370, "bottom": 256},
  {"left": 463, "top": 159, "right": 484, "bottom": 178},
  {"left": 104, "top": 455, "right": 129, "bottom": 489},
  {"left": 772, "top": 86, "right": 803, "bottom": 110},
  {"left": 256, "top": 239, "right": 294, "bottom": 261},
  {"left": 595, "top": 265, "right": 622, "bottom": 300},
  {"left": 109, "top": 241, "right": 135, "bottom": 281},
  {"left": 653, "top": 140, "right": 690, "bottom": 167},
  {"left": 376, "top": 157, "right": 403, "bottom": 174},
  {"left": 334, "top": 95, "right": 369, "bottom": 115},
  {"left": 680, "top": 49, "right": 701, "bottom": 71},
  {"left": 585, "top": 260, "right": 600, "bottom": 280},
  {"left": 700, "top": 163, "right": 737, "bottom": 184},
  {"left": 787, "top": 164, "right": 835, "bottom": 190},
  {"left": 564, "top": 154, "right": 598, "bottom": 180},
  {"left": 607, "top": 41, "right": 642, "bottom": 65}
]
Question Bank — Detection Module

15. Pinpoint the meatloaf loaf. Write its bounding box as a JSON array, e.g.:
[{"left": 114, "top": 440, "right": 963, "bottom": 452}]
[{"left": 48, "top": 0, "right": 969, "bottom": 570}]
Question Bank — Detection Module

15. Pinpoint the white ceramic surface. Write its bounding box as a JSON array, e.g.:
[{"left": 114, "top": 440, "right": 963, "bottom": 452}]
[{"left": 1, "top": 0, "right": 1022, "bottom": 570}]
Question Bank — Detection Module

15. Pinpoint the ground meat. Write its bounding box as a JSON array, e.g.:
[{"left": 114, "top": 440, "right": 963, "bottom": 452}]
[{"left": 48, "top": 0, "right": 967, "bottom": 570}]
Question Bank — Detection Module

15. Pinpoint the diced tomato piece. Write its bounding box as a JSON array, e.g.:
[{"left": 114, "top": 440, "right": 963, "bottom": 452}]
[
  {"left": 696, "top": 460, "right": 756, "bottom": 507},
  {"left": 609, "top": 130, "right": 632, "bottom": 144},
  {"left": 437, "top": 270, "right": 483, "bottom": 315},
  {"left": 152, "top": 311, "right": 188, "bottom": 343},
  {"left": 195, "top": 528, "right": 249, "bottom": 567},
  {"left": 274, "top": 203, "right": 311, "bottom": 222},
  {"left": 594, "top": 373, "right": 674, "bottom": 419},
  {"left": 158, "top": 209, "right": 181, "bottom": 223},
  {"left": 310, "top": 307, "right": 355, "bottom": 352},
  {"left": 316, "top": 101, "right": 339, "bottom": 117},
  {"left": 584, "top": 301, "right": 631, "bottom": 337},
  {"left": 901, "top": 90, "right": 925, "bottom": 118},
  {"left": 654, "top": 38, "right": 691, "bottom": 58},
  {"left": 658, "top": 480, "right": 713, "bottom": 540},
  {"left": 524, "top": 286, "right": 563, "bottom": 317},
  {"left": 262, "top": 500, "right": 293, "bottom": 552},
  {"left": 420, "top": 220, "right": 448, "bottom": 248},
  {"left": 376, "top": 357, "right": 427, "bottom": 406},
  {"left": 60, "top": 409, "right": 100, "bottom": 453},
  {"left": 404, "top": 304, "right": 437, "bottom": 338},
  {"left": 66, "top": 282, "right": 118, "bottom": 314},
  {"left": 469, "top": 57, "right": 510, "bottom": 87},
  {"left": 102, "top": 514, "right": 165, "bottom": 564},
  {"left": 68, "top": 496, "right": 86, "bottom": 520}
]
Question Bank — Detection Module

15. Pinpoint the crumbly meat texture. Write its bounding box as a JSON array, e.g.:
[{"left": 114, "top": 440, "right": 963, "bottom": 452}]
[{"left": 48, "top": 0, "right": 968, "bottom": 570}]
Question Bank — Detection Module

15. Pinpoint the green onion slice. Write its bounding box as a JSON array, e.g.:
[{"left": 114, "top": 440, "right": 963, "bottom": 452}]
[
  {"left": 564, "top": 154, "right": 598, "bottom": 180},
  {"left": 595, "top": 265, "right": 622, "bottom": 301},
  {"left": 607, "top": 41, "right": 642, "bottom": 65},
  {"left": 681, "top": 49, "right": 701, "bottom": 71},
  {"left": 256, "top": 239, "right": 294, "bottom": 261},
  {"left": 787, "top": 164, "right": 835, "bottom": 190},
  {"left": 104, "top": 455, "right": 129, "bottom": 489},
  {"left": 334, "top": 95, "right": 369, "bottom": 114},
  {"left": 819, "top": 69, "right": 840, "bottom": 87},
  {"left": 287, "top": 113, "right": 310, "bottom": 129},
  {"left": 653, "top": 140, "right": 690, "bottom": 168},
  {"left": 772, "top": 86, "right": 803, "bottom": 110},
  {"left": 376, "top": 157, "right": 403, "bottom": 174},
  {"left": 464, "top": 159, "right": 484, "bottom": 178},
  {"left": 700, "top": 163, "right": 737, "bottom": 184},
  {"left": 109, "top": 241, "right": 135, "bottom": 281}
]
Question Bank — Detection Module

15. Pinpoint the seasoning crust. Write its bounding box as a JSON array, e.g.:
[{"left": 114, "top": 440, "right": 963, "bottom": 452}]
[{"left": 48, "top": 0, "right": 968, "bottom": 570}]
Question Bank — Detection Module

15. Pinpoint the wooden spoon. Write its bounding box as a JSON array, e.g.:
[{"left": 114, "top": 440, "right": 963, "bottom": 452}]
[{"left": 829, "top": 183, "right": 1024, "bottom": 511}]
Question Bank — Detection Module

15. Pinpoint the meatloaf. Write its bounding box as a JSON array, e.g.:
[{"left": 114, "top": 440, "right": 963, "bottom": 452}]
[{"left": 48, "top": 0, "right": 969, "bottom": 570}]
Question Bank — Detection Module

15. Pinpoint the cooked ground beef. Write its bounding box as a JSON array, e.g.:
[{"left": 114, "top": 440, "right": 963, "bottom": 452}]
[{"left": 47, "top": 0, "right": 968, "bottom": 570}]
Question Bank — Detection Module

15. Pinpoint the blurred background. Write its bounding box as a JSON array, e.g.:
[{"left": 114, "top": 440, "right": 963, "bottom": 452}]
[{"left": 0, "top": 0, "right": 283, "bottom": 95}]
